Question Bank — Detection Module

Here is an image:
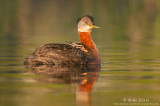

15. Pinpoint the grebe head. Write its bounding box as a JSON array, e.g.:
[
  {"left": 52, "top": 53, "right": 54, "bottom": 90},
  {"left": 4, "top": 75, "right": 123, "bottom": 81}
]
[{"left": 77, "top": 15, "right": 99, "bottom": 32}]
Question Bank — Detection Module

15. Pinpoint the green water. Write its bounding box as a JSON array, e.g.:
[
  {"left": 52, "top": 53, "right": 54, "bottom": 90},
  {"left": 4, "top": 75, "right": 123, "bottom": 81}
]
[{"left": 1, "top": 0, "right": 160, "bottom": 106}]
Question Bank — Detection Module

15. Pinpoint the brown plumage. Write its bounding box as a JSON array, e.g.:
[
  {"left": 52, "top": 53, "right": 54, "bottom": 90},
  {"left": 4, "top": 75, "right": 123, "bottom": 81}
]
[
  {"left": 24, "top": 43, "right": 93, "bottom": 65},
  {"left": 24, "top": 15, "right": 101, "bottom": 65}
]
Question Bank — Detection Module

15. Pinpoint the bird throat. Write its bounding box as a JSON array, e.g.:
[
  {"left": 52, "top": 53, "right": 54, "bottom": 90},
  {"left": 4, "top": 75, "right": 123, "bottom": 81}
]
[
  {"left": 78, "top": 31, "right": 100, "bottom": 64},
  {"left": 78, "top": 32, "right": 95, "bottom": 50}
]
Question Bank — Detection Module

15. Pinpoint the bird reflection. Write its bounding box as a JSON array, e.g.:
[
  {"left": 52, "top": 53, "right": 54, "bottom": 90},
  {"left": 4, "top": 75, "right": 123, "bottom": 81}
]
[{"left": 25, "top": 64, "right": 101, "bottom": 106}]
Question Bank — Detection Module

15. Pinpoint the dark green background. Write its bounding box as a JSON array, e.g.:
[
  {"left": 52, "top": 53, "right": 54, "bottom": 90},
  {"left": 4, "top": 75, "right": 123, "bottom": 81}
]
[{"left": 0, "top": 0, "right": 160, "bottom": 106}]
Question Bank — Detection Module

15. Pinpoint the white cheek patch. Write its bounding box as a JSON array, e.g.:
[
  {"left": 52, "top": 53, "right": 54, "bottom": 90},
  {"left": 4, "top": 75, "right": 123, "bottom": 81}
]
[{"left": 78, "top": 25, "right": 91, "bottom": 32}]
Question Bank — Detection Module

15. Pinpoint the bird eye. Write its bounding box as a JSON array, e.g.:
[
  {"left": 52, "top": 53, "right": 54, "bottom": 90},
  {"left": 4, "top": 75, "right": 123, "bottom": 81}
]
[{"left": 85, "top": 22, "right": 88, "bottom": 24}]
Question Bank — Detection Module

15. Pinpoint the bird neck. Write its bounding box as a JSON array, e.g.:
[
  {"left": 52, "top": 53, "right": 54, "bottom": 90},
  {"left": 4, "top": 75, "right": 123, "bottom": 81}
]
[{"left": 78, "top": 31, "right": 101, "bottom": 64}]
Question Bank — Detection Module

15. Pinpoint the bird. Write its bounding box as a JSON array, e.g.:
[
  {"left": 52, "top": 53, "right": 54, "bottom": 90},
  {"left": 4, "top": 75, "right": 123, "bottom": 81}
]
[{"left": 24, "top": 15, "right": 101, "bottom": 66}]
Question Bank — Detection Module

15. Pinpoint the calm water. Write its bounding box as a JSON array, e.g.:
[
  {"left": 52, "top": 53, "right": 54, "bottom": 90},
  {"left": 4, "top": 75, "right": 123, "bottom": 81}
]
[{"left": 1, "top": 1, "right": 160, "bottom": 106}]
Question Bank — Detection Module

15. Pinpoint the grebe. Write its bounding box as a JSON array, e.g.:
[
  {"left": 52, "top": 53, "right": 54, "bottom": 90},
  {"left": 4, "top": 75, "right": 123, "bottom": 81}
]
[{"left": 24, "top": 15, "right": 101, "bottom": 65}]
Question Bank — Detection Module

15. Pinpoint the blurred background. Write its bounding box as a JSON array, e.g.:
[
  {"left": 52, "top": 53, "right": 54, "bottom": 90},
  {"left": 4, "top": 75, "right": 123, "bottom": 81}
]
[
  {"left": 0, "top": 0, "right": 160, "bottom": 106},
  {"left": 1, "top": 0, "right": 160, "bottom": 61},
  {"left": 1, "top": 0, "right": 160, "bottom": 46}
]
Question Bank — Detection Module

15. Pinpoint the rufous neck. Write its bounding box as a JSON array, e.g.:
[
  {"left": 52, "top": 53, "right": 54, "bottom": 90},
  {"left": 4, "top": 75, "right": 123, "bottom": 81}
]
[
  {"left": 78, "top": 31, "right": 94, "bottom": 50},
  {"left": 78, "top": 31, "right": 101, "bottom": 64}
]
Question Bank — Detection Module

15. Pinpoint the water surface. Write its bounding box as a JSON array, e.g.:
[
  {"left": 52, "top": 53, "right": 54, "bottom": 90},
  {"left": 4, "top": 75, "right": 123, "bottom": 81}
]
[{"left": 0, "top": 1, "right": 160, "bottom": 106}]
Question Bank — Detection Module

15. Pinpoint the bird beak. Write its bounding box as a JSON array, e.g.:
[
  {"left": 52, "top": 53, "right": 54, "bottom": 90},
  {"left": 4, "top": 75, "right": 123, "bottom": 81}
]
[{"left": 89, "top": 24, "right": 100, "bottom": 28}]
